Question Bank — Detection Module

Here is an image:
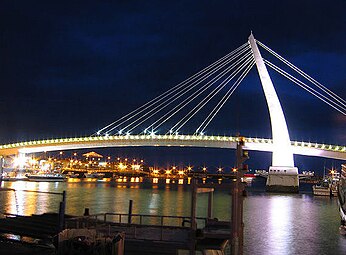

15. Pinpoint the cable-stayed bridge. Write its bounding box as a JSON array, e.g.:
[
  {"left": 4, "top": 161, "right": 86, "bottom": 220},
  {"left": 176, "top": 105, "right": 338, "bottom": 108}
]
[{"left": 1, "top": 33, "right": 345, "bottom": 191}]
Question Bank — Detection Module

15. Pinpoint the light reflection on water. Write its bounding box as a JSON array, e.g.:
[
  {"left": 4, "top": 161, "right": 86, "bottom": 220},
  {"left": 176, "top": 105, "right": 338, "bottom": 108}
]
[
  {"left": 269, "top": 196, "right": 292, "bottom": 255},
  {"left": 0, "top": 180, "right": 345, "bottom": 254},
  {"left": 1, "top": 181, "right": 58, "bottom": 216},
  {"left": 243, "top": 193, "right": 346, "bottom": 255}
]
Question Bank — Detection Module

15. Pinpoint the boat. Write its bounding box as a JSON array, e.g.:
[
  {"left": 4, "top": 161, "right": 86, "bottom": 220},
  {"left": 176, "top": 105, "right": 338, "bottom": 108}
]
[
  {"left": 312, "top": 167, "right": 339, "bottom": 197},
  {"left": 312, "top": 179, "right": 334, "bottom": 196},
  {"left": 25, "top": 173, "right": 66, "bottom": 182},
  {"left": 1, "top": 172, "right": 28, "bottom": 181},
  {"left": 66, "top": 172, "right": 80, "bottom": 178},
  {"left": 312, "top": 179, "right": 338, "bottom": 197},
  {"left": 255, "top": 170, "right": 268, "bottom": 178},
  {"left": 84, "top": 172, "right": 105, "bottom": 179},
  {"left": 338, "top": 164, "right": 346, "bottom": 235}
]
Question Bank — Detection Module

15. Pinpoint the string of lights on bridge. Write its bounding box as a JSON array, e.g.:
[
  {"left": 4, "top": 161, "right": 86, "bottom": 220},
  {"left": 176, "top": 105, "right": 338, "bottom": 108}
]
[{"left": 0, "top": 135, "right": 345, "bottom": 153}]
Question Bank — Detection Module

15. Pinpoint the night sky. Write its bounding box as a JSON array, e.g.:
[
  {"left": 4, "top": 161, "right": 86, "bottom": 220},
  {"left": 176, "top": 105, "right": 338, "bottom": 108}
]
[{"left": 1, "top": 1, "right": 345, "bottom": 173}]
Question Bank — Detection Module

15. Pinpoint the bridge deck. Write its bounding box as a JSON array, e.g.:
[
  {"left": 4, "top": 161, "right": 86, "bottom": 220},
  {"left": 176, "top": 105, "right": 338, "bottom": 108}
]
[{"left": 0, "top": 135, "right": 345, "bottom": 160}]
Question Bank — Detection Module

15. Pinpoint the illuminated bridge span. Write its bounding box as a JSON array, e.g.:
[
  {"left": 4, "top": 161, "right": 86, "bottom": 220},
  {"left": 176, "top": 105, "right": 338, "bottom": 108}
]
[
  {"left": 2, "top": 33, "right": 345, "bottom": 192},
  {"left": 0, "top": 135, "right": 345, "bottom": 160}
]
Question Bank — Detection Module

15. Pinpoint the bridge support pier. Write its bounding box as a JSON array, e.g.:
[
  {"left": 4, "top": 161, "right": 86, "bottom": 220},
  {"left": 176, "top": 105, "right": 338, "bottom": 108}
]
[{"left": 266, "top": 166, "right": 299, "bottom": 193}]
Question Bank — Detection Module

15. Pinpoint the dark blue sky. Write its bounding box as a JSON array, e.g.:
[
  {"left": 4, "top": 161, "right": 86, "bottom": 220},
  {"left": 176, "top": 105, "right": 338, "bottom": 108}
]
[{"left": 0, "top": 1, "right": 345, "bottom": 172}]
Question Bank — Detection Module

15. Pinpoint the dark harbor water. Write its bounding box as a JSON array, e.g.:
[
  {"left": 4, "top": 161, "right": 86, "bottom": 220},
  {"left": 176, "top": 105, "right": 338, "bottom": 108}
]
[{"left": 1, "top": 178, "right": 345, "bottom": 255}]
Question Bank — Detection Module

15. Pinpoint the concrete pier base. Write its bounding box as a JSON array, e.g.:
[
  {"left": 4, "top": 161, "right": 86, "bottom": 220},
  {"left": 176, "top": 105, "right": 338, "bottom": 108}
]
[{"left": 266, "top": 166, "right": 299, "bottom": 193}]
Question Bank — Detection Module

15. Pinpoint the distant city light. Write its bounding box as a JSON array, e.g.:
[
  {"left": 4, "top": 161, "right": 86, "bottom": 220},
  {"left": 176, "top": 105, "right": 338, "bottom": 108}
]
[
  {"left": 13, "top": 155, "right": 28, "bottom": 168},
  {"left": 118, "top": 163, "right": 127, "bottom": 170}
]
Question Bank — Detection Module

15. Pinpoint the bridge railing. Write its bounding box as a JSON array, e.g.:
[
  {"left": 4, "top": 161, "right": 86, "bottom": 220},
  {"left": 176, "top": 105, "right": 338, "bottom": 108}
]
[
  {"left": 67, "top": 212, "right": 207, "bottom": 228},
  {"left": 65, "top": 213, "right": 208, "bottom": 242},
  {"left": 0, "top": 134, "right": 345, "bottom": 154},
  {"left": 245, "top": 136, "right": 346, "bottom": 152}
]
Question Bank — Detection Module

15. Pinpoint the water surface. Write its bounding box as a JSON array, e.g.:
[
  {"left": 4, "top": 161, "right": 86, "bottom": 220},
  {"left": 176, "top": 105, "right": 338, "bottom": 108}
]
[{"left": 1, "top": 179, "right": 345, "bottom": 254}]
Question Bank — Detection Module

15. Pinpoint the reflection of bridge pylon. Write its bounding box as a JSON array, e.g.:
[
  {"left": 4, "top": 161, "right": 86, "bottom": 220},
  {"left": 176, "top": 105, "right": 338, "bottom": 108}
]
[{"left": 248, "top": 33, "right": 298, "bottom": 192}]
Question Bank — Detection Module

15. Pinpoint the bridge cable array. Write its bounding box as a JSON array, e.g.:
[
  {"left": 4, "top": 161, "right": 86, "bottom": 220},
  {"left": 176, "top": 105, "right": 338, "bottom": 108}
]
[
  {"left": 94, "top": 38, "right": 345, "bottom": 137},
  {"left": 257, "top": 40, "right": 346, "bottom": 115},
  {"left": 95, "top": 42, "right": 255, "bottom": 136},
  {"left": 95, "top": 42, "right": 249, "bottom": 135}
]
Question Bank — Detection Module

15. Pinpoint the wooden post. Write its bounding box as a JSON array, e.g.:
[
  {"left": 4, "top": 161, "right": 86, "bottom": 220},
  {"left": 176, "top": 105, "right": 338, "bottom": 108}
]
[
  {"left": 58, "top": 191, "right": 66, "bottom": 232},
  {"left": 0, "top": 157, "right": 3, "bottom": 187},
  {"left": 239, "top": 182, "right": 245, "bottom": 255},
  {"left": 190, "top": 179, "right": 197, "bottom": 230},
  {"left": 207, "top": 191, "right": 213, "bottom": 219},
  {"left": 62, "top": 190, "right": 66, "bottom": 204},
  {"left": 84, "top": 208, "right": 90, "bottom": 216},
  {"left": 128, "top": 200, "right": 133, "bottom": 224},
  {"left": 231, "top": 136, "right": 247, "bottom": 255},
  {"left": 190, "top": 178, "right": 197, "bottom": 255},
  {"left": 231, "top": 170, "right": 240, "bottom": 255}
]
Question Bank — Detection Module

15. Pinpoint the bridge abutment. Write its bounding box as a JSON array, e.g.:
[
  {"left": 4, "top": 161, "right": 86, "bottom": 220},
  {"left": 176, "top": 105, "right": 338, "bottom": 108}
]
[{"left": 266, "top": 166, "right": 299, "bottom": 193}]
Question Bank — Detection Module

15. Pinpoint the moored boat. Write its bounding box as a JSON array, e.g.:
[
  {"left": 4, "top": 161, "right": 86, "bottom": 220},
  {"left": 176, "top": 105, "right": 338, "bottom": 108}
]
[
  {"left": 1, "top": 173, "right": 28, "bottom": 181},
  {"left": 313, "top": 179, "right": 333, "bottom": 196},
  {"left": 84, "top": 172, "right": 105, "bottom": 179},
  {"left": 26, "top": 173, "right": 66, "bottom": 182},
  {"left": 313, "top": 167, "right": 339, "bottom": 197}
]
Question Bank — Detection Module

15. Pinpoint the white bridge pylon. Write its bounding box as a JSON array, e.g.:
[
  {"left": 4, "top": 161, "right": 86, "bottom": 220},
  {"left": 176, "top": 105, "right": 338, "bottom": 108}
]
[
  {"left": 249, "top": 33, "right": 295, "bottom": 169},
  {"left": 248, "top": 33, "right": 298, "bottom": 191}
]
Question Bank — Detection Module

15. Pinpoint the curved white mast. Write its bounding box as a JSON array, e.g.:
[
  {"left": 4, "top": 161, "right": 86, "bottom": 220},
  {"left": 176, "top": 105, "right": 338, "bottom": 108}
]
[{"left": 248, "top": 32, "right": 295, "bottom": 169}]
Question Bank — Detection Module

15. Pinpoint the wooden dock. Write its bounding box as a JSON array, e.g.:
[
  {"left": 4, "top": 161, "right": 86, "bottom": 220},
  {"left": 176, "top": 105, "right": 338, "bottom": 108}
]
[
  {"left": 0, "top": 213, "right": 61, "bottom": 240},
  {"left": 64, "top": 213, "right": 231, "bottom": 255},
  {"left": 0, "top": 213, "right": 63, "bottom": 254}
]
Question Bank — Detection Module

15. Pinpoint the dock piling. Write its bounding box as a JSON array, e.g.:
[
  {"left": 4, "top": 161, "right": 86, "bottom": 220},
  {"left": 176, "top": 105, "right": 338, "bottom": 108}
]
[
  {"left": 208, "top": 191, "right": 213, "bottom": 219},
  {"left": 84, "top": 208, "right": 90, "bottom": 216},
  {"left": 0, "top": 157, "right": 3, "bottom": 187},
  {"left": 128, "top": 200, "right": 133, "bottom": 224},
  {"left": 58, "top": 191, "right": 66, "bottom": 232}
]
